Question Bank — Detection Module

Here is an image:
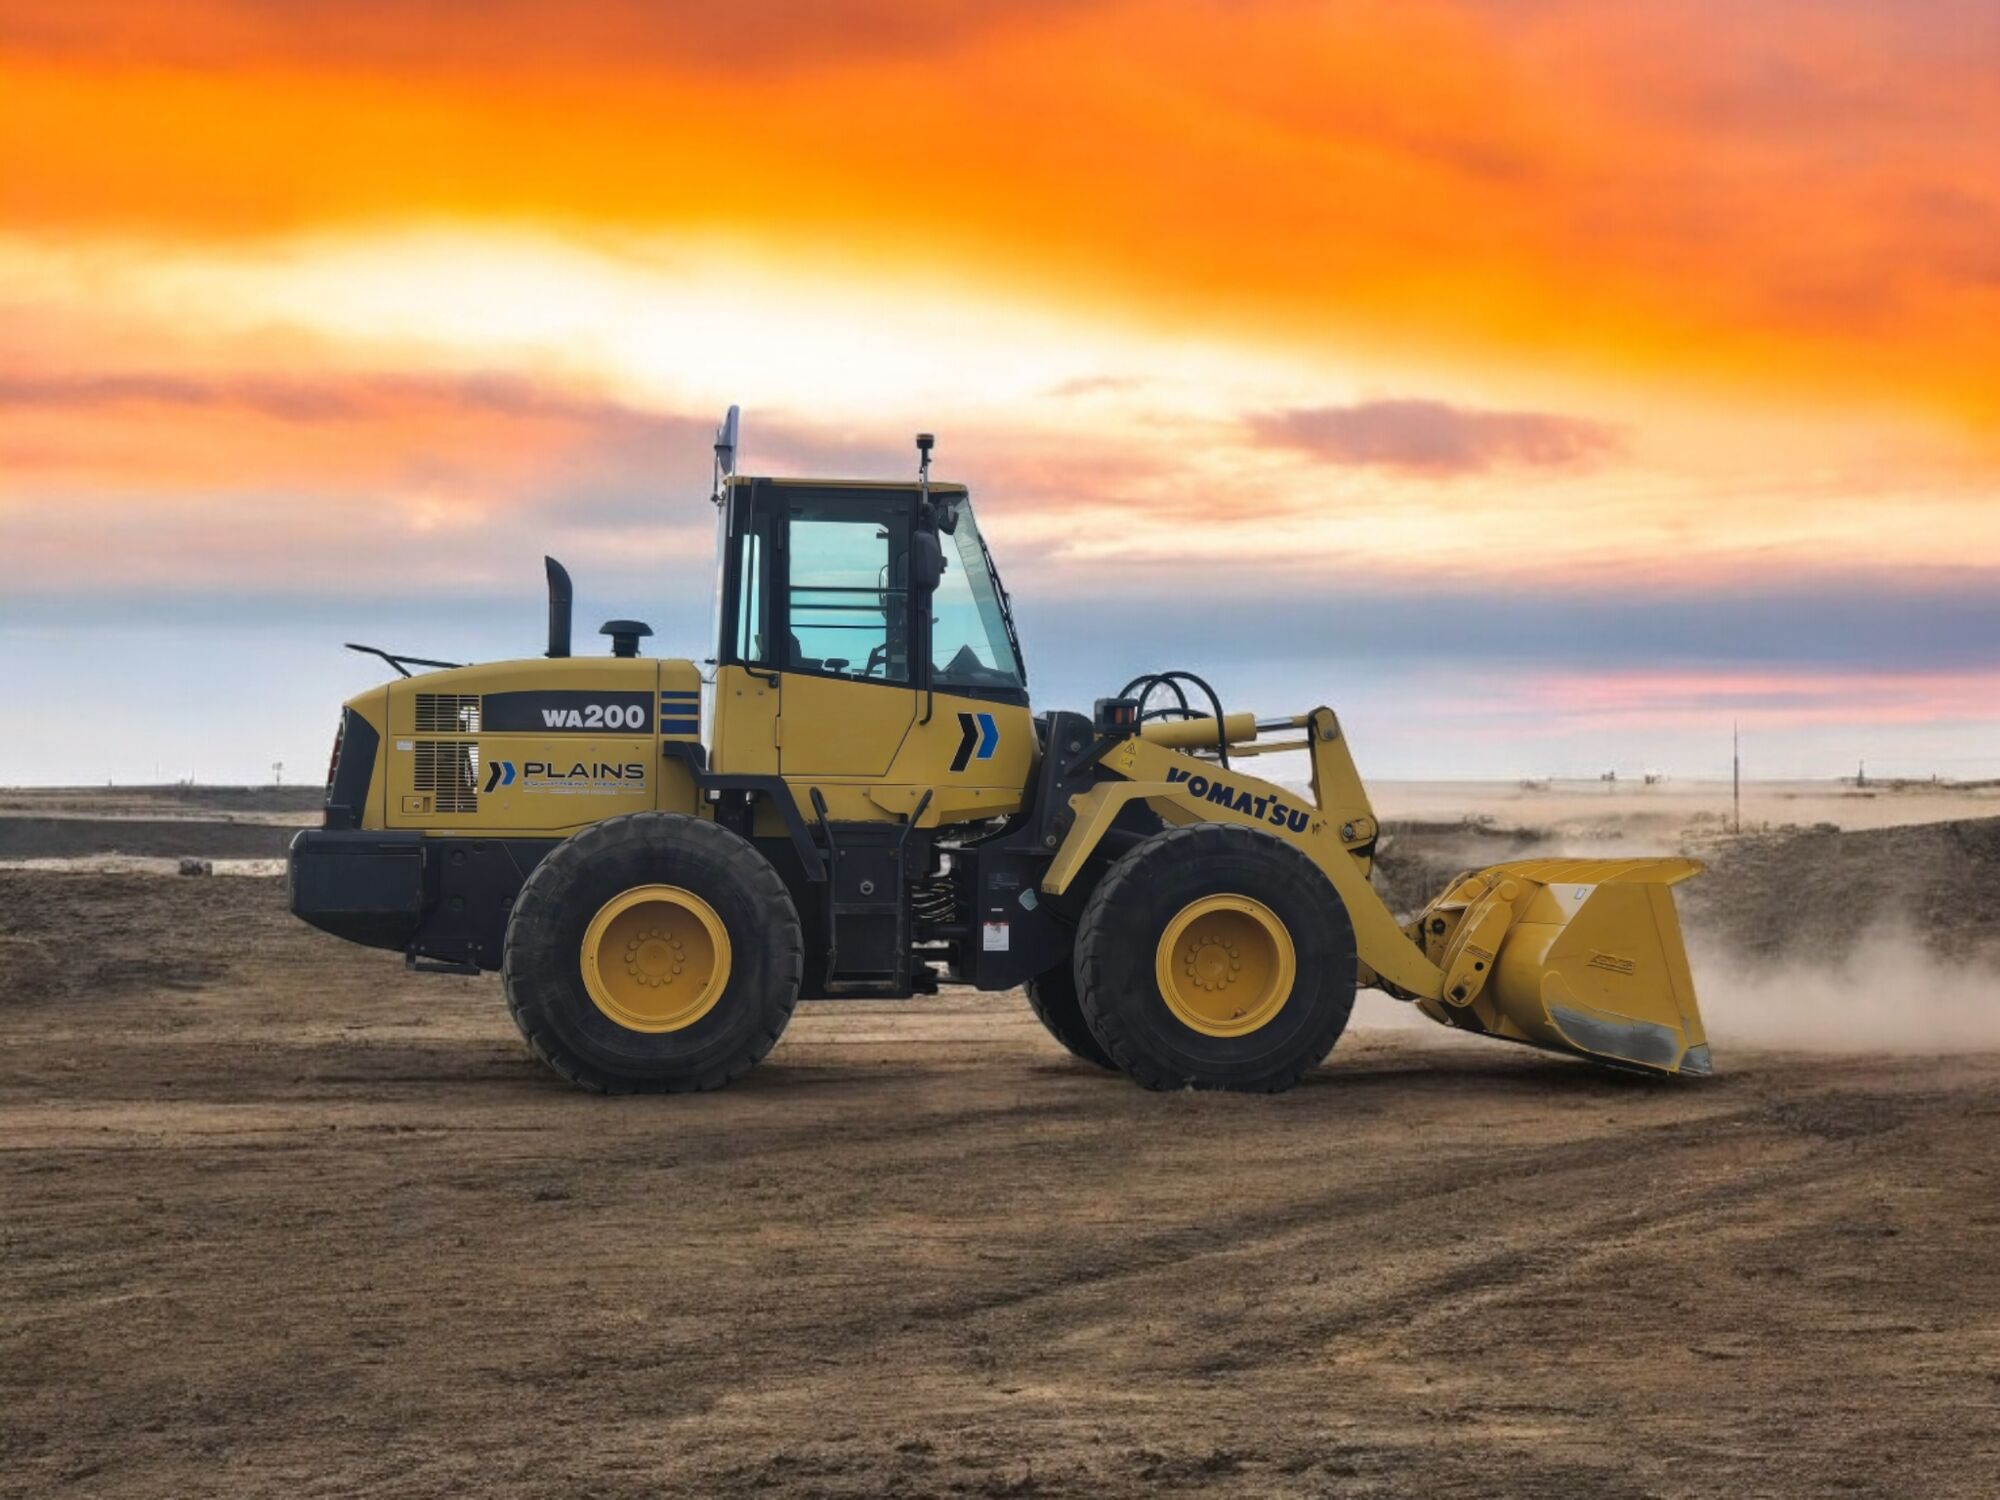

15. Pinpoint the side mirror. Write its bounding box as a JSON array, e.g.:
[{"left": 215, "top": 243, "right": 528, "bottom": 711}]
[{"left": 911, "top": 530, "right": 945, "bottom": 593}]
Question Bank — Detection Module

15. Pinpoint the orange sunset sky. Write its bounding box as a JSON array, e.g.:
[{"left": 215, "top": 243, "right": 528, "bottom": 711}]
[{"left": 3, "top": 0, "right": 1998, "bottom": 782}]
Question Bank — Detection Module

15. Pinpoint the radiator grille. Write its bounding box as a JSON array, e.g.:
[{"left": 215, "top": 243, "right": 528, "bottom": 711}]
[
  {"left": 412, "top": 740, "right": 480, "bottom": 813},
  {"left": 413, "top": 693, "right": 481, "bottom": 734}
]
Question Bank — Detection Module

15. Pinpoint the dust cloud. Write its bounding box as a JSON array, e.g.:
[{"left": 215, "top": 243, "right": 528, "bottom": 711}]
[
  {"left": 1350, "top": 931, "right": 2000, "bottom": 1058},
  {"left": 1695, "top": 930, "right": 2000, "bottom": 1054}
]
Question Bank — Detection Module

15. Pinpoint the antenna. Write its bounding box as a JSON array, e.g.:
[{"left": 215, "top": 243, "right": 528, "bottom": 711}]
[
  {"left": 1733, "top": 720, "right": 1741, "bottom": 834},
  {"left": 914, "top": 433, "right": 939, "bottom": 732},
  {"left": 711, "top": 404, "right": 741, "bottom": 505}
]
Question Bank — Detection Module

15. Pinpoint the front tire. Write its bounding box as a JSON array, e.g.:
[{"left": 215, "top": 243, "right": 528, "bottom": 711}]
[
  {"left": 1076, "top": 823, "right": 1356, "bottom": 1091},
  {"left": 502, "top": 813, "right": 803, "bottom": 1093}
]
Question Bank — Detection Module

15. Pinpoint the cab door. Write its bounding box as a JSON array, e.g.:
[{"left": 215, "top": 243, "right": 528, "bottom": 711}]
[
  {"left": 709, "top": 497, "right": 779, "bottom": 775},
  {"left": 777, "top": 491, "right": 918, "bottom": 778}
]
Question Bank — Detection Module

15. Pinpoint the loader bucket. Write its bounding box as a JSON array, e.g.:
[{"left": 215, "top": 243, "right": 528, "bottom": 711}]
[{"left": 1411, "top": 857, "right": 1710, "bottom": 1075}]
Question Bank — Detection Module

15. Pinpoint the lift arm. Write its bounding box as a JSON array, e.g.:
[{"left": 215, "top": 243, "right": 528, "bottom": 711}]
[{"left": 1042, "top": 708, "right": 1449, "bottom": 1000}]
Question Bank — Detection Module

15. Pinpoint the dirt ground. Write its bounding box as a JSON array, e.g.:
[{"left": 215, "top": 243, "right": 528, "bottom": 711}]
[{"left": 4, "top": 857, "right": 1998, "bottom": 1498}]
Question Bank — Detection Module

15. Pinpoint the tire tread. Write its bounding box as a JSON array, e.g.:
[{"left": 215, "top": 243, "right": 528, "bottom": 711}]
[
  {"left": 1075, "top": 822, "right": 1355, "bottom": 1092},
  {"left": 501, "top": 812, "right": 804, "bottom": 1094},
  {"left": 1023, "top": 963, "right": 1115, "bottom": 1069}
]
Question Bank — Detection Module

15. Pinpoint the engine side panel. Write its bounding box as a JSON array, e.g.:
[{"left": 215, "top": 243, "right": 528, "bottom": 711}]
[{"left": 336, "top": 657, "right": 704, "bottom": 835}]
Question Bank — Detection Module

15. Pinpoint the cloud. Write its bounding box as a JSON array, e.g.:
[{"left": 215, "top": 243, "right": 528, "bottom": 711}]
[
  {"left": 0, "top": 369, "right": 691, "bottom": 429},
  {"left": 0, "top": 0, "right": 1109, "bottom": 72},
  {"left": 1248, "top": 399, "right": 1622, "bottom": 476},
  {"left": 14, "top": 0, "right": 1996, "bottom": 421},
  {"left": 0, "top": 367, "right": 716, "bottom": 496},
  {"left": 1043, "top": 374, "right": 1155, "bottom": 399}
]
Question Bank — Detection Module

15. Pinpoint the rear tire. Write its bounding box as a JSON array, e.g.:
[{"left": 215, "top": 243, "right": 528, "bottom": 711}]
[
  {"left": 503, "top": 813, "right": 803, "bottom": 1093},
  {"left": 1024, "top": 959, "right": 1115, "bottom": 1069},
  {"left": 1076, "top": 823, "right": 1356, "bottom": 1092}
]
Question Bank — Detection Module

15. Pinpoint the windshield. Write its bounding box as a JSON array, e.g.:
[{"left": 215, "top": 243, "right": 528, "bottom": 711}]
[{"left": 930, "top": 499, "right": 1023, "bottom": 691}]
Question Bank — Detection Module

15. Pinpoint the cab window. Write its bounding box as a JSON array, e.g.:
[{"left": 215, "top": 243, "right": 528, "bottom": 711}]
[
  {"left": 785, "top": 495, "right": 912, "bottom": 684},
  {"left": 930, "top": 503, "right": 1023, "bottom": 690},
  {"left": 735, "top": 512, "right": 769, "bottom": 663}
]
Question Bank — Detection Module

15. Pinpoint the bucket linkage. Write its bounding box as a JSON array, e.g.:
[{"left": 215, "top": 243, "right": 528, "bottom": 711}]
[{"left": 1397, "top": 858, "right": 1710, "bottom": 1075}]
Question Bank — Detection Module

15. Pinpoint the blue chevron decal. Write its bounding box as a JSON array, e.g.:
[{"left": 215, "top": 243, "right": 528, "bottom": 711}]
[{"left": 951, "top": 711, "right": 1002, "bottom": 772}]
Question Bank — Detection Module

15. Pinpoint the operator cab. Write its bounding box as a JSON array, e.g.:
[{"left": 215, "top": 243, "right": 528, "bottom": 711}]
[{"left": 712, "top": 476, "right": 1027, "bottom": 707}]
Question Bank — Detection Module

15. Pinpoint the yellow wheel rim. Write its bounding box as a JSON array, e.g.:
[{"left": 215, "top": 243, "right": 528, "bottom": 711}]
[
  {"left": 1155, "top": 894, "right": 1296, "bottom": 1037},
  {"left": 579, "top": 884, "right": 731, "bottom": 1033}
]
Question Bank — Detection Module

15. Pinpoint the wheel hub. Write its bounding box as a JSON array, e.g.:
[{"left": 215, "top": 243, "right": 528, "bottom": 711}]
[
  {"left": 1185, "top": 932, "right": 1246, "bottom": 993},
  {"left": 624, "top": 930, "right": 687, "bottom": 987},
  {"left": 581, "top": 885, "right": 731, "bottom": 1032},
  {"left": 1155, "top": 895, "right": 1296, "bottom": 1037}
]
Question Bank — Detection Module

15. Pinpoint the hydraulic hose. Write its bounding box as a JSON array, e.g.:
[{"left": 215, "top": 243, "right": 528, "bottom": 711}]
[{"left": 1116, "top": 670, "right": 1230, "bottom": 767}]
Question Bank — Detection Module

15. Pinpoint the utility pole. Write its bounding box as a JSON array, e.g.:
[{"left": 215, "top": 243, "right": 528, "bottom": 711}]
[{"left": 1732, "top": 721, "right": 1741, "bottom": 835}]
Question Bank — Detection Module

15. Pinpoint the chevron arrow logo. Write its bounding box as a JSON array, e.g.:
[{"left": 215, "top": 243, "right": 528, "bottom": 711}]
[
  {"left": 950, "top": 712, "right": 1000, "bottom": 773},
  {"left": 481, "top": 759, "right": 517, "bottom": 794}
]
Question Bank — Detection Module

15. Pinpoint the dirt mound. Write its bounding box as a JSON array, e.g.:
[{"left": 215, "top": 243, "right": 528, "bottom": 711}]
[
  {"left": 1370, "top": 818, "right": 1547, "bottom": 916},
  {"left": 147, "top": 783, "right": 325, "bottom": 813},
  {"left": 1376, "top": 815, "right": 2000, "bottom": 969},
  {"left": 0, "top": 817, "right": 303, "bottom": 861},
  {"left": 0, "top": 783, "right": 325, "bottom": 815},
  {"left": 1682, "top": 816, "right": 2000, "bottom": 966}
]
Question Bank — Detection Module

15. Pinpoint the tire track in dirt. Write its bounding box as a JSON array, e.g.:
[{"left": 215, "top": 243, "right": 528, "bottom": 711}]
[{"left": 896, "top": 1088, "right": 1903, "bottom": 1328}]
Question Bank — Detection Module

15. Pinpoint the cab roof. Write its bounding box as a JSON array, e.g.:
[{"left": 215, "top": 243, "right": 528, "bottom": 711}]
[{"left": 724, "top": 475, "right": 968, "bottom": 494}]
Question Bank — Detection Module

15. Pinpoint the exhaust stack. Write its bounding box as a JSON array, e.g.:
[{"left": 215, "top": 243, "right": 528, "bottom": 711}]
[{"left": 545, "top": 556, "right": 573, "bottom": 659}]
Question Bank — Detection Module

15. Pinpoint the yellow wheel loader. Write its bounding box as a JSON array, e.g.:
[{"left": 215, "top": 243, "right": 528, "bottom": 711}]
[{"left": 290, "top": 418, "right": 1709, "bottom": 1093}]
